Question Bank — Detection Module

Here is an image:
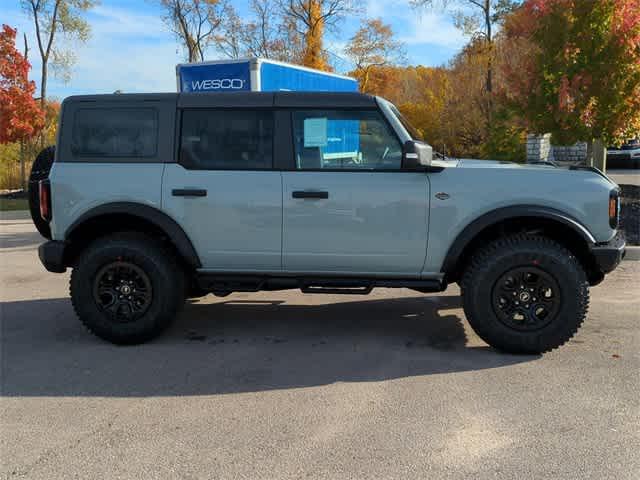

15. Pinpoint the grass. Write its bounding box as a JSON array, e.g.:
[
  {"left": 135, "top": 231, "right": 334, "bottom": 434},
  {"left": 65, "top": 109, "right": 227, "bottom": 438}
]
[{"left": 0, "top": 198, "right": 29, "bottom": 211}]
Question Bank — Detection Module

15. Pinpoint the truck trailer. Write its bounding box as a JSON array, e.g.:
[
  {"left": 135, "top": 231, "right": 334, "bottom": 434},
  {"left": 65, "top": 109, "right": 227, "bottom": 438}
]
[{"left": 175, "top": 58, "right": 358, "bottom": 93}]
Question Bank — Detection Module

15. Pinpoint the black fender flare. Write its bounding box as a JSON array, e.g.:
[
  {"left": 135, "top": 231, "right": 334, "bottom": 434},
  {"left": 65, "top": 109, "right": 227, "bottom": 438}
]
[
  {"left": 66, "top": 202, "right": 201, "bottom": 269},
  {"left": 442, "top": 205, "right": 597, "bottom": 277}
]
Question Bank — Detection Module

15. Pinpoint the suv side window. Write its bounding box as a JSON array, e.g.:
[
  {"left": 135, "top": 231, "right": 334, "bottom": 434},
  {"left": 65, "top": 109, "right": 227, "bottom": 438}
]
[
  {"left": 71, "top": 108, "right": 158, "bottom": 158},
  {"left": 292, "top": 110, "right": 402, "bottom": 170},
  {"left": 180, "top": 109, "right": 274, "bottom": 170}
]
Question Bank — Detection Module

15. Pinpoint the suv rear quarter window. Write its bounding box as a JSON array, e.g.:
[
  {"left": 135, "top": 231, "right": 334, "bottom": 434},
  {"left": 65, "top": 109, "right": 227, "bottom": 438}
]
[
  {"left": 72, "top": 108, "right": 158, "bottom": 157},
  {"left": 57, "top": 97, "right": 176, "bottom": 163}
]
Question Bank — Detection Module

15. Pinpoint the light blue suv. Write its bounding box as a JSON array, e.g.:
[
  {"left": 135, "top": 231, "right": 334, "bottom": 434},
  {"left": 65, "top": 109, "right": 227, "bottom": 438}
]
[{"left": 32, "top": 92, "right": 625, "bottom": 352}]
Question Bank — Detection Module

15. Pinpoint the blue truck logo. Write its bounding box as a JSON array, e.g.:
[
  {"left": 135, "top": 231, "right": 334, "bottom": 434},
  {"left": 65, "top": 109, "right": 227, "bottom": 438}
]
[{"left": 179, "top": 61, "right": 251, "bottom": 93}]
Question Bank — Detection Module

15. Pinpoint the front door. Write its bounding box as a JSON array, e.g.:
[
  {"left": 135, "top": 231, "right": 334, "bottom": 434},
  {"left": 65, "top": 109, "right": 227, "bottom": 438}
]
[
  {"left": 162, "top": 108, "right": 282, "bottom": 271},
  {"left": 282, "top": 109, "right": 430, "bottom": 276}
]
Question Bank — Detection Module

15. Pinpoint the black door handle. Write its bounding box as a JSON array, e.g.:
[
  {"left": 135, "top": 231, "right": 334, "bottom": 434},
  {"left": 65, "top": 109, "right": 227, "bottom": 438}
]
[
  {"left": 292, "top": 191, "right": 329, "bottom": 199},
  {"left": 172, "top": 188, "right": 207, "bottom": 197}
]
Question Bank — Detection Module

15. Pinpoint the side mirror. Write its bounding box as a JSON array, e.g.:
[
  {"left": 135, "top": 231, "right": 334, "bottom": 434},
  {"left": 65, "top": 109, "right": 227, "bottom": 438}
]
[{"left": 402, "top": 141, "right": 432, "bottom": 170}]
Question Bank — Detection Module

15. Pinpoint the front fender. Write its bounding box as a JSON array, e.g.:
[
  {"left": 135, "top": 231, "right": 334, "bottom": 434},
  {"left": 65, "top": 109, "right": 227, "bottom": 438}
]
[{"left": 440, "top": 205, "right": 597, "bottom": 278}]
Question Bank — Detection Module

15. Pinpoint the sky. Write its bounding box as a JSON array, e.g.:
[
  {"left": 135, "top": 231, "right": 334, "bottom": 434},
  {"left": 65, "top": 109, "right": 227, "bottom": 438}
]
[{"left": 2, "top": 0, "right": 468, "bottom": 100}]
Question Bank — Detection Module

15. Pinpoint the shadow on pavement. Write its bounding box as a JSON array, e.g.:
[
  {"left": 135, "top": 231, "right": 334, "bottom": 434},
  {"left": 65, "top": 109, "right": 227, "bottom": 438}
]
[{"left": 1, "top": 295, "right": 538, "bottom": 397}]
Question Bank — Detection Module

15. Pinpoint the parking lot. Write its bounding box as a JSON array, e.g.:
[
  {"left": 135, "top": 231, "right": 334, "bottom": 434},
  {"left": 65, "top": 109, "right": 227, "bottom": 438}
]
[{"left": 1, "top": 215, "right": 639, "bottom": 479}]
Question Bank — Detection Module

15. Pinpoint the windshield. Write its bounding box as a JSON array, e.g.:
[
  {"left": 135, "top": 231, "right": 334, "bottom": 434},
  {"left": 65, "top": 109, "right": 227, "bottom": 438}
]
[{"left": 389, "top": 104, "right": 423, "bottom": 141}]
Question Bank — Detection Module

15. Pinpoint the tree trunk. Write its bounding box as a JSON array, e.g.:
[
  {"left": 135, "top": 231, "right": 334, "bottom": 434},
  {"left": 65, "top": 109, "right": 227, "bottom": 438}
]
[
  {"left": 40, "top": 61, "right": 48, "bottom": 148},
  {"left": 302, "top": 0, "right": 327, "bottom": 71},
  {"left": 485, "top": 1, "right": 492, "bottom": 94},
  {"left": 20, "top": 141, "right": 26, "bottom": 192},
  {"left": 484, "top": 1, "right": 493, "bottom": 132},
  {"left": 40, "top": 60, "right": 47, "bottom": 108},
  {"left": 586, "top": 139, "right": 593, "bottom": 166},
  {"left": 361, "top": 67, "right": 370, "bottom": 93},
  {"left": 593, "top": 138, "right": 607, "bottom": 172}
]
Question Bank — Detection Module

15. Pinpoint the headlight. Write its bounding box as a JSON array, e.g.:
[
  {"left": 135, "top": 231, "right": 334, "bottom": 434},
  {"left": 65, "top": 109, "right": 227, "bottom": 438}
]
[{"left": 609, "top": 189, "right": 620, "bottom": 229}]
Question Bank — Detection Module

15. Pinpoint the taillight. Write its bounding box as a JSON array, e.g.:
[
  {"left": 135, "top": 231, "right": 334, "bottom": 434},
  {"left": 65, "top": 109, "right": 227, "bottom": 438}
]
[
  {"left": 609, "top": 189, "right": 620, "bottom": 229},
  {"left": 39, "top": 179, "right": 51, "bottom": 222}
]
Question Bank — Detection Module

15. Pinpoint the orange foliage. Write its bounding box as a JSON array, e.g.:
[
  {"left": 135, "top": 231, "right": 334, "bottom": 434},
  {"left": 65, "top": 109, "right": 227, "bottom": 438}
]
[
  {"left": 301, "top": 1, "right": 331, "bottom": 71},
  {"left": 0, "top": 24, "right": 45, "bottom": 144}
]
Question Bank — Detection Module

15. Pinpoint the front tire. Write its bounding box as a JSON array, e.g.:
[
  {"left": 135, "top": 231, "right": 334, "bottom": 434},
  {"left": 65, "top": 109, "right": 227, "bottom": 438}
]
[
  {"left": 461, "top": 234, "right": 589, "bottom": 354},
  {"left": 70, "top": 233, "right": 186, "bottom": 345}
]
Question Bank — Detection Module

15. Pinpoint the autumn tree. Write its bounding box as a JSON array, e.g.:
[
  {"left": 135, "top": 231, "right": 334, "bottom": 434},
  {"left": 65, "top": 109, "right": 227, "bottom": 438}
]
[
  {"left": 502, "top": 0, "right": 640, "bottom": 167},
  {"left": 21, "top": 0, "right": 96, "bottom": 108},
  {"left": 159, "top": 0, "right": 231, "bottom": 62},
  {"left": 344, "top": 18, "right": 405, "bottom": 93},
  {"left": 216, "top": 0, "right": 304, "bottom": 62},
  {"left": 359, "top": 39, "right": 528, "bottom": 162},
  {"left": 280, "top": 0, "right": 355, "bottom": 71},
  {"left": 413, "top": 0, "right": 519, "bottom": 93},
  {"left": 412, "top": 0, "right": 520, "bottom": 131},
  {"left": 0, "top": 25, "right": 45, "bottom": 189}
]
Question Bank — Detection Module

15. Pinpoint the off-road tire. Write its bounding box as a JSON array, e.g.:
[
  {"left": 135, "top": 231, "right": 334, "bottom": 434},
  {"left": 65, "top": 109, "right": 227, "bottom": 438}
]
[
  {"left": 461, "top": 234, "right": 589, "bottom": 354},
  {"left": 70, "top": 232, "right": 186, "bottom": 345},
  {"left": 28, "top": 146, "right": 55, "bottom": 239}
]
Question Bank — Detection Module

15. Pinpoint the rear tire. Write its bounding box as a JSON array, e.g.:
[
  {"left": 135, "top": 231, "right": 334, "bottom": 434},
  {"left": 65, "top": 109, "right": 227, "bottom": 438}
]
[
  {"left": 460, "top": 234, "right": 589, "bottom": 354},
  {"left": 70, "top": 233, "right": 186, "bottom": 345}
]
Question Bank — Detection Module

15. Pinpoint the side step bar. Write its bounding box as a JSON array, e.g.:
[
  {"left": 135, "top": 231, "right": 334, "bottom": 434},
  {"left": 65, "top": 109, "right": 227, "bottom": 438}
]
[{"left": 196, "top": 274, "right": 445, "bottom": 296}]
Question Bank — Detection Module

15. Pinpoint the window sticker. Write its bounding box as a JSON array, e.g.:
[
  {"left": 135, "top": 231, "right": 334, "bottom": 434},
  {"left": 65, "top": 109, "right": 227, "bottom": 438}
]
[{"left": 304, "top": 117, "right": 328, "bottom": 147}]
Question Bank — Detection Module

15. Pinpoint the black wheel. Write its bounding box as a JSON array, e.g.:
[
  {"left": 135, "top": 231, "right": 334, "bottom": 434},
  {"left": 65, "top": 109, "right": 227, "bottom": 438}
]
[
  {"left": 70, "top": 233, "right": 186, "bottom": 345},
  {"left": 461, "top": 234, "right": 589, "bottom": 353},
  {"left": 28, "top": 146, "right": 55, "bottom": 239}
]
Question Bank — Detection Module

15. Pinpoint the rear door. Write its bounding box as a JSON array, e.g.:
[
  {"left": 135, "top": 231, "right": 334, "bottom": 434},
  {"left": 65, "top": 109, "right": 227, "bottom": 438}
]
[
  {"left": 281, "top": 108, "right": 430, "bottom": 276},
  {"left": 162, "top": 94, "right": 282, "bottom": 271}
]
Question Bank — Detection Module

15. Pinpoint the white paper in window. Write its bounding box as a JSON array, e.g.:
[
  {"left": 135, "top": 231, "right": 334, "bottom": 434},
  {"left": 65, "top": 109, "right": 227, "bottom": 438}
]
[{"left": 303, "top": 117, "right": 328, "bottom": 147}]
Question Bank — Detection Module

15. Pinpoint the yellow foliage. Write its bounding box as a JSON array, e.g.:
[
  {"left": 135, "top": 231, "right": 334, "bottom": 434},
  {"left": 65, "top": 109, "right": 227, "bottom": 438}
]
[{"left": 301, "top": 1, "right": 331, "bottom": 71}]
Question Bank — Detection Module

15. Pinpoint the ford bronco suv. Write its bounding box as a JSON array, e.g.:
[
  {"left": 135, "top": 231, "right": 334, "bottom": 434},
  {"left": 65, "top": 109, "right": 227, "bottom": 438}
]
[{"left": 32, "top": 92, "right": 625, "bottom": 352}]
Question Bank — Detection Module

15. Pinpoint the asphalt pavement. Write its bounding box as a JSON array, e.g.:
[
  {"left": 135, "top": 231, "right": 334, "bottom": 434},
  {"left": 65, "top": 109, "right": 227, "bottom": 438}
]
[{"left": 1, "top": 216, "right": 639, "bottom": 479}]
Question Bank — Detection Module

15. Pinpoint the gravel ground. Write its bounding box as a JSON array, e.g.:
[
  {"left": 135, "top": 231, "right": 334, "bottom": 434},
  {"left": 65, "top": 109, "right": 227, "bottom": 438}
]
[{"left": 1, "top": 217, "right": 639, "bottom": 480}]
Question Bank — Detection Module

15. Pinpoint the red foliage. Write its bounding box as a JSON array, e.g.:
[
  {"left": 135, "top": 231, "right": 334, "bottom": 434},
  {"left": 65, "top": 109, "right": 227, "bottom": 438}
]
[
  {"left": 502, "top": 0, "right": 640, "bottom": 143},
  {"left": 612, "top": 0, "right": 640, "bottom": 49},
  {"left": 0, "top": 24, "right": 45, "bottom": 144}
]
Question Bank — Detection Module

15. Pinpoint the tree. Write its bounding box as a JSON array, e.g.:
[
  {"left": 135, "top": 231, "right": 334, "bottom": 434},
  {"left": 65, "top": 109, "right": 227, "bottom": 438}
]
[
  {"left": 0, "top": 25, "right": 45, "bottom": 189},
  {"left": 280, "top": 0, "right": 355, "bottom": 71},
  {"left": 412, "top": 0, "right": 520, "bottom": 128},
  {"left": 502, "top": 0, "right": 640, "bottom": 166},
  {"left": 216, "top": 0, "right": 304, "bottom": 62},
  {"left": 344, "top": 18, "right": 405, "bottom": 93},
  {"left": 21, "top": 0, "right": 96, "bottom": 108},
  {"left": 356, "top": 42, "right": 528, "bottom": 162},
  {"left": 159, "top": 0, "right": 230, "bottom": 62}
]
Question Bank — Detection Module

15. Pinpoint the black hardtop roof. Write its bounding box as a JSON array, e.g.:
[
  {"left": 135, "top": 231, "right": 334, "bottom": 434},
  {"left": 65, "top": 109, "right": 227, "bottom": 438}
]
[{"left": 62, "top": 91, "right": 378, "bottom": 109}]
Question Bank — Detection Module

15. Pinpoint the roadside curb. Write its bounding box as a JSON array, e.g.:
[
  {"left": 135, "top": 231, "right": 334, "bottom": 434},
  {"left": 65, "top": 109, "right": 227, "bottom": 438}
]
[{"left": 624, "top": 246, "right": 640, "bottom": 261}]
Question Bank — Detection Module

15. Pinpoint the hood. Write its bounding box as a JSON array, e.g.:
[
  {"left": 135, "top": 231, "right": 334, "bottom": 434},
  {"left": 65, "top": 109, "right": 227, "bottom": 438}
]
[
  {"left": 447, "top": 158, "right": 617, "bottom": 185},
  {"left": 456, "top": 158, "right": 557, "bottom": 170}
]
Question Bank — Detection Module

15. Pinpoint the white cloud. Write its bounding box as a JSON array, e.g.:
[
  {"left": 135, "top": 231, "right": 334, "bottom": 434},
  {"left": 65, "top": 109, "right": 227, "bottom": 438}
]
[
  {"left": 365, "top": 0, "right": 467, "bottom": 49},
  {"left": 3, "top": 3, "right": 181, "bottom": 97},
  {"left": 87, "top": 4, "right": 171, "bottom": 39},
  {"left": 402, "top": 10, "right": 466, "bottom": 48}
]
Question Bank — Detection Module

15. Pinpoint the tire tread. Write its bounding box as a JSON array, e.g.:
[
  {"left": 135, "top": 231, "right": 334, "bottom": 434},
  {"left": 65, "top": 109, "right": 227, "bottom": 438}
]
[{"left": 460, "top": 233, "right": 589, "bottom": 353}]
